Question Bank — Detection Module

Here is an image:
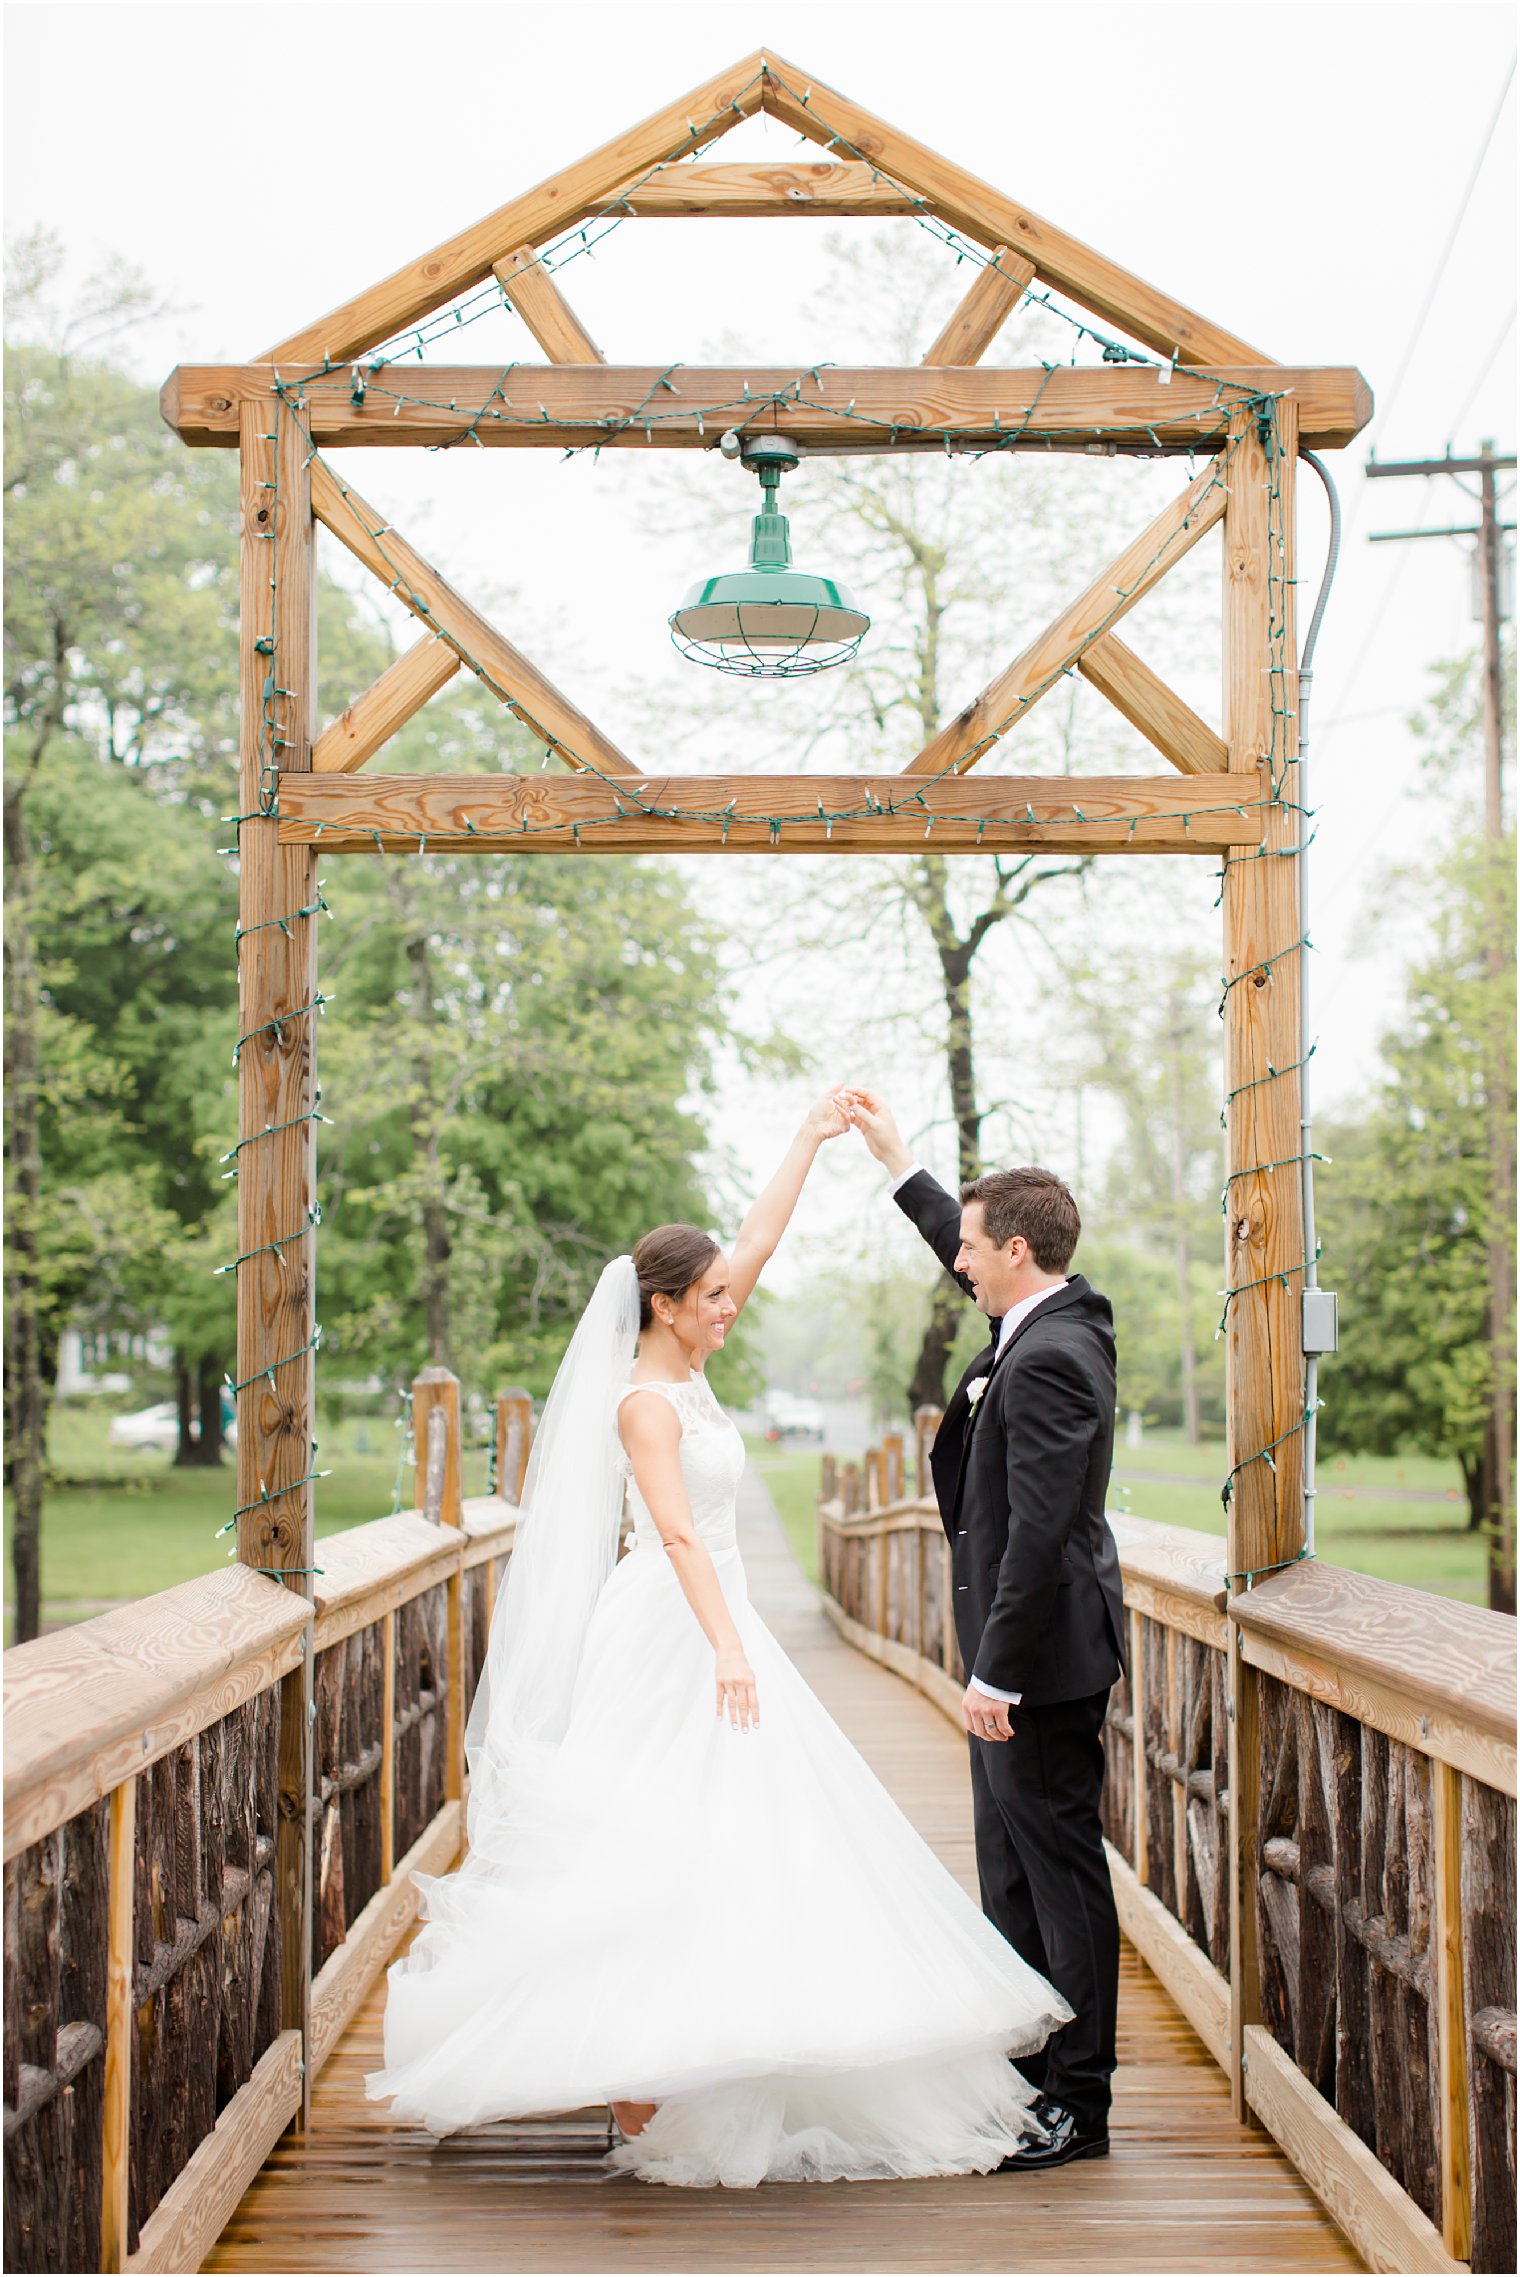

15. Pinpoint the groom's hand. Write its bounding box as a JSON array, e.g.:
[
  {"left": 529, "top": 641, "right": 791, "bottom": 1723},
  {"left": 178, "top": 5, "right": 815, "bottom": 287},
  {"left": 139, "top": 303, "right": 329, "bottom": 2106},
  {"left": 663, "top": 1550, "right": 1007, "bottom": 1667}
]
[
  {"left": 961, "top": 1684, "right": 1014, "bottom": 1742},
  {"left": 840, "top": 1088, "right": 912, "bottom": 1181}
]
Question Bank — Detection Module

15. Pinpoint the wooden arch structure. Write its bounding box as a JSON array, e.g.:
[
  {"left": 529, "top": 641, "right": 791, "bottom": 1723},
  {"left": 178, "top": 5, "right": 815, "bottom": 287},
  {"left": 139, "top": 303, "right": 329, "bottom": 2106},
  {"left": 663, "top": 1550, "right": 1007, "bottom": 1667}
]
[{"left": 163, "top": 40, "right": 1371, "bottom": 2136}]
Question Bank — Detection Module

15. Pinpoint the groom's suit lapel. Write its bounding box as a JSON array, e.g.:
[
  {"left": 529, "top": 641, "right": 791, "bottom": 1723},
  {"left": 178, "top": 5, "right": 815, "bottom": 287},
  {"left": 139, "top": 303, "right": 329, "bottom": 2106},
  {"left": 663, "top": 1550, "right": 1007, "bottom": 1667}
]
[{"left": 947, "top": 1277, "right": 1090, "bottom": 1518}]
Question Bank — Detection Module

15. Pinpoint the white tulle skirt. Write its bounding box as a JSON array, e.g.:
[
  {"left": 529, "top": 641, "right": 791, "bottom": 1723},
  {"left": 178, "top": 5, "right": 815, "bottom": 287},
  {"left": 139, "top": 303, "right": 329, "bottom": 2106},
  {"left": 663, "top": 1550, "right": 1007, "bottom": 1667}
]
[{"left": 365, "top": 1535, "right": 1071, "bottom": 2187}]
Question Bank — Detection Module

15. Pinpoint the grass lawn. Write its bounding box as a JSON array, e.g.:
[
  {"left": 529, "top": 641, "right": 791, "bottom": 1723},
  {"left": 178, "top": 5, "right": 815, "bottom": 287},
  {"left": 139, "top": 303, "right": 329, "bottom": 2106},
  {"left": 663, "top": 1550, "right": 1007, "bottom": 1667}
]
[
  {"left": 3, "top": 1405, "right": 497, "bottom": 1643},
  {"left": 8, "top": 1410, "right": 1488, "bottom": 1640}
]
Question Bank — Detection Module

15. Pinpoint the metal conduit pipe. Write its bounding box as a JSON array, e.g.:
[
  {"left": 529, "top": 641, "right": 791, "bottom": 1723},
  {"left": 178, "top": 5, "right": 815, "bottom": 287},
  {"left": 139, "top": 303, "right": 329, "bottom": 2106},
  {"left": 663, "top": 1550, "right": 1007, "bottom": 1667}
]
[{"left": 1295, "top": 448, "right": 1344, "bottom": 1559}]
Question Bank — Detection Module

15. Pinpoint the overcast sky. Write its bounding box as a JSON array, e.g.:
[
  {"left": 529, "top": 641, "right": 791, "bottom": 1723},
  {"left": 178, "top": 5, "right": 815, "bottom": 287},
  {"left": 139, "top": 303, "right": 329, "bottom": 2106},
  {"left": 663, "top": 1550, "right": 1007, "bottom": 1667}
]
[{"left": 6, "top": 0, "right": 1515, "bottom": 1280}]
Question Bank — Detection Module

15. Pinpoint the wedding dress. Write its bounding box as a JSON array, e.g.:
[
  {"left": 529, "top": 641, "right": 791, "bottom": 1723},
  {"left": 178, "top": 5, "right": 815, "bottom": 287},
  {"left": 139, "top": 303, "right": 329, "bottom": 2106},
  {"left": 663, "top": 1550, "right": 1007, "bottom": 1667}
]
[{"left": 367, "top": 1298, "right": 1070, "bottom": 2188}]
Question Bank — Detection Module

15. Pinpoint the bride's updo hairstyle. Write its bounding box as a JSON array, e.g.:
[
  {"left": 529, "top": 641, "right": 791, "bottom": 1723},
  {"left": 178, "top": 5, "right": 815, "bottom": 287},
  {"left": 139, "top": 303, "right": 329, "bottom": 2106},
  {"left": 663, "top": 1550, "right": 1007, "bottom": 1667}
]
[{"left": 631, "top": 1224, "right": 721, "bottom": 1331}]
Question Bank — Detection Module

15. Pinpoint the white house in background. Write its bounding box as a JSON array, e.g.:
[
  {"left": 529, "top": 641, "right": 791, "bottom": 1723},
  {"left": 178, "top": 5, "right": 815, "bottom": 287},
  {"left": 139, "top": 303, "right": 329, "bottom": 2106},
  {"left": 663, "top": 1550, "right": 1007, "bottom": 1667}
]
[{"left": 56, "top": 1326, "right": 169, "bottom": 1398}]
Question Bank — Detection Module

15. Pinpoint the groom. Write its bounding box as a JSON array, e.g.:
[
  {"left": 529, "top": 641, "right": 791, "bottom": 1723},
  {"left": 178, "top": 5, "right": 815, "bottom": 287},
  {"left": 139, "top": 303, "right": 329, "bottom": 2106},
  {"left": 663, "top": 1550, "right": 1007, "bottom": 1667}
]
[{"left": 845, "top": 1092, "right": 1126, "bottom": 2170}]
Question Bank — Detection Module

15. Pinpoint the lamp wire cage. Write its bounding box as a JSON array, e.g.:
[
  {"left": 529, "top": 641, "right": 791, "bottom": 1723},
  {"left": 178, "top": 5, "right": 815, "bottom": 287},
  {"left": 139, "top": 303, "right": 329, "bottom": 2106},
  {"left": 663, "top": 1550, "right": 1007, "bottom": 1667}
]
[{"left": 669, "top": 434, "right": 870, "bottom": 679}]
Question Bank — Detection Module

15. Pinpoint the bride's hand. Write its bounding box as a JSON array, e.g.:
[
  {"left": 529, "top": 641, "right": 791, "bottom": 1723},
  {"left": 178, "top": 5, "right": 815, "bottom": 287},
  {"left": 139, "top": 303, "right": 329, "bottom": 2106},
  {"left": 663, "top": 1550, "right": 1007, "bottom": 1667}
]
[
  {"left": 802, "top": 1087, "right": 851, "bottom": 1144},
  {"left": 715, "top": 1647, "right": 760, "bottom": 1732}
]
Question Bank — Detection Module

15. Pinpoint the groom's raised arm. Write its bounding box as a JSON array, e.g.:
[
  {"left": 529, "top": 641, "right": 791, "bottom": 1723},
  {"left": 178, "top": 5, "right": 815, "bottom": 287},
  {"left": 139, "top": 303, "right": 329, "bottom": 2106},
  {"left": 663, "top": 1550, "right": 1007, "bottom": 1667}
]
[{"left": 842, "top": 1090, "right": 976, "bottom": 1302}]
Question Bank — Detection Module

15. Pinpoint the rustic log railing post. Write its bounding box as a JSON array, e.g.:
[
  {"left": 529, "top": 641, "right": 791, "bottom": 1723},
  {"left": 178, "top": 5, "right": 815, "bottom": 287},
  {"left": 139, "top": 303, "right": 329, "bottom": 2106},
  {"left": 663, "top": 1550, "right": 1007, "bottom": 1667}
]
[
  {"left": 1221, "top": 397, "right": 1305, "bottom": 2121},
  {"left": 1130, "top": 1607, "right": 1149, "bottom": 1888},
  {"left": 98, "top": 1774, "right": 135, "bottom": 2272},
  {"left": 236, "top": 395, "right": 320, "bottom": 2135},
  {"left": 882, "top": 1431, "right": 905, "bottom": 1504},
  {"left": 914, "top": 1404, "right": 941, "bottom": 1499},
  {"left": 494, "top": 1386, "right": 534, "bottom": 1505},
  {"left": 378, "top": 1609, "right": 397, "bottom": 1886},
  {"left": 1432, "top": 1758, "right": 1473, "bottom": 2260},
  {"left": 412, "top": 1369, "right": 465, "bottom": 1802}
]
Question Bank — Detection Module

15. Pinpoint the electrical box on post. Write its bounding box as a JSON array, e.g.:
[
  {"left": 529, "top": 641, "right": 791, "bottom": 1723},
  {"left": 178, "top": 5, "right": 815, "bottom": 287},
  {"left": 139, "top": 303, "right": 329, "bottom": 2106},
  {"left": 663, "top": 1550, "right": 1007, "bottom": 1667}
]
[{"left": 1302, "top": 1289, "right": 1339, "bottom": 1354}]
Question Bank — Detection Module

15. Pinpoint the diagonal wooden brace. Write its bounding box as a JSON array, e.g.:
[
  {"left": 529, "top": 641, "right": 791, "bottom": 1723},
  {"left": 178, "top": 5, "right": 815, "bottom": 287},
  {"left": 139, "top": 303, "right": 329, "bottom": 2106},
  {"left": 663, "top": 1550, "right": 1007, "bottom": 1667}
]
[
  {"left": 308, "top": 459, "right": 638, "bottom": 779},
  {"left": 493, "top": 249, "right": 606, "bottom": 364},
  {"left": 1078, "top": 632, "right": 1229, "bottom": 775},
  {"left": 922, "top": 250, "right": 1034, "bottom": 367},
  {"left": 312, "top": 637, "right": 460, "bottom": 775},
  {"left": 903, "top": 456, "right": 1230, "bottom": 777}
]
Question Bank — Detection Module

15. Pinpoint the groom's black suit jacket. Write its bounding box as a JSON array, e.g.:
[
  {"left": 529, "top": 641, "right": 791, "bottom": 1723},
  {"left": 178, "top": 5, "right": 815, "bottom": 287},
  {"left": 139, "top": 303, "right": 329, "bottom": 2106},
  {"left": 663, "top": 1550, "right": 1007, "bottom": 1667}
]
[{"left": 895, "top": 1170, "right": 1127, "bottom": 1705}]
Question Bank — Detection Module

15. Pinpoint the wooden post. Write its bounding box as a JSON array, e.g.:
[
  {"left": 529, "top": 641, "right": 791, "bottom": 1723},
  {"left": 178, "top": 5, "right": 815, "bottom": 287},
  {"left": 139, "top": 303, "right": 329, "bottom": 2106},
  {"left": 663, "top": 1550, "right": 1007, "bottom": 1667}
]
[
  {"left": 379, "top": 1609, "right": 396, "bottom": 1885},
  {"left": 494, "top": 1387, "right": 533, "bottom": 1503},
  {"left": 100, "top": 1775, "right": 135, "bottom": 2272},
  {"left": 1168, "top": 1626, "right": 1188, "bottom": 1910},
  {"left": 875, "top": 1530, "right": 890, "bottom": 1639},
  {"left": 1432, "top": 1761, "right": 1473, "bottom": 2259},
  {"left": 413, "top": 1371, "right": 465, "bottom": 1800},
  {"left": 1130, "top": 1608, "right": 1149, "bottom": 1888},
  {"left": 237, "top": 396, "right": 319, "bottom": 2130},
  {"left": 1222, "top": 398, "right": 1303, "bottom": 2121},
  {"left": 882, "top": 1431, "right": 905, "bottom": 1504},
  {"left": 914, "top": 1405, "right": 942, "bottom": 1498}
]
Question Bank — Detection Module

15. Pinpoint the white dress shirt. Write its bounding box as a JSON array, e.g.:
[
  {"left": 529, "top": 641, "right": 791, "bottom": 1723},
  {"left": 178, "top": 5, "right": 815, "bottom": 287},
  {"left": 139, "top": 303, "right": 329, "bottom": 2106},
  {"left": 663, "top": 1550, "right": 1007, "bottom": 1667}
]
[{"left": 886, "top": 1163, "right": 1067, "bottom": 1708}]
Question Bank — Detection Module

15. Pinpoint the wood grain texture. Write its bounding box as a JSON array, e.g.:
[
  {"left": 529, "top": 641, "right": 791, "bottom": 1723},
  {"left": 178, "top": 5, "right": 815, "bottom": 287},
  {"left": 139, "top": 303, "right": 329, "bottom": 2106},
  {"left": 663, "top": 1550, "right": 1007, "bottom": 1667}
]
[
  {"left": 259, "top": 54, "right": 767, "bottom": 364},
  {"left": 620, "top": 159, "right": 920, "bottom": 214},
  {"left": 4, "top": 1569, "right": 309, "bottom": 1859},
  {"left": 1078, "top": 632, "right": 1231, "bottom": 775},
  {"left": 100, "top": 1778, "right": 135, "bottom": 2271},
  {"left": 1108, "top": 1841, "right": 1231, "bottom": 2071},
  {"left": 1242, "top": 2026, "right": 1462, "bottom": 2275},
  {"left": 275, "top": 768, "right": 1264, "bottom": 857},
  {"left": 1220, "top": 405, "right": 1304, "bottom": 1594},
  {"left": 236, "top": 401, "right": 320, "bottom": 1597},
  {"left": 1231, "top": 1560, "right": 1517, "bottom": 1782},
  {"left": 124, "top": 2031, "right": 302, "bottom": 2276},
  {"left": 921, "top": 250, "right": 1034, "bottom": 366},
  {"left": 163, "top": 362, "right": 1374, "bottom": 453},
  {"left": 492, "top": 249, "right": 605, "bottom": 364},
  {"left": 904, "top": 460, "right": 1229, "bottom": 775},
  {"left": 308, "top": 458, "right": 637, "bottom": 780},
  {"left": 756, "top": 52, "right": 1272, "bottom": 366},
  {"left": 311, "top": 1516, "right": 464, "bottom": 1655},
  {"left": 493, "top": 1390, "right": 534, "bottom": 1504},
  {"left": 311, "top": 637, "right": 458, "bottom": 774},
  {"left": 204, "top": 1471, "right": 1357, "bottom": 2274}
]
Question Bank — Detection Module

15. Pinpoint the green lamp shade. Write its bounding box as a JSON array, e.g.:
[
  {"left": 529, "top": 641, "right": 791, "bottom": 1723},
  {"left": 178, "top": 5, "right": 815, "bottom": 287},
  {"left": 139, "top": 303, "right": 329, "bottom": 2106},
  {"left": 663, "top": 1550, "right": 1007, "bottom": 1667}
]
[{"left": 671, "top": 566, "right": 870, "bottom": 654}]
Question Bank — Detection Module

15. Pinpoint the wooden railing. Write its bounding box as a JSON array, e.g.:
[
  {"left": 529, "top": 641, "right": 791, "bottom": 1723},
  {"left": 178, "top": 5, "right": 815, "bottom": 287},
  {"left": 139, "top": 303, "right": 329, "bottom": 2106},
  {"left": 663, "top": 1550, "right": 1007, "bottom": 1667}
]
[
  {"left": 818, "top": 1420, "right": 1517, "bottom": 2277},
  {"left": 3, "top": 1371, "right": 532, "bottom": 2275}
]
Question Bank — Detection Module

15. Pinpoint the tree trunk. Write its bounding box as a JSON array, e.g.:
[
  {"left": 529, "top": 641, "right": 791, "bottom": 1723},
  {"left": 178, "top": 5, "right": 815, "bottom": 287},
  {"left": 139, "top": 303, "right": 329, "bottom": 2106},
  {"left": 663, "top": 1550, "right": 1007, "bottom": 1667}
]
[
  {"left": 195, "top": 1352, "right": 225, "bottom": 1468},
  {"left": 4, "top": 784, "right": 46, "bottom": 1642},
  {"left": 1463, "top": 1454, "right": 1486, "bottom": 1536},
  {"left": 909, "top": 1278, "right": 964, "bottom": 1416},
  {"left": 173, "top": 1350, "right": 199, "bottom": 1466}
]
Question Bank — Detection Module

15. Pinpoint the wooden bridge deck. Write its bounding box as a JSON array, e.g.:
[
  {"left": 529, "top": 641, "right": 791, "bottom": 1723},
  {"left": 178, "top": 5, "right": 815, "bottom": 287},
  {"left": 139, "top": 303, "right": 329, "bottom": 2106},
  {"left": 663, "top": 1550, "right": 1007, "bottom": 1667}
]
[{"left": 206, "top": 1475, "right": 1361, "bottom": 2275}]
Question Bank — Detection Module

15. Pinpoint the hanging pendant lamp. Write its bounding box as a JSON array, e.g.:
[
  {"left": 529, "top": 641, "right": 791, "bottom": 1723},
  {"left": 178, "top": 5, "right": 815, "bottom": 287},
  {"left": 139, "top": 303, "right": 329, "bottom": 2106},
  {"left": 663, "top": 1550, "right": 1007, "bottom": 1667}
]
[{"left": 669, "top": 433, "right": 869, "bottom": 678}]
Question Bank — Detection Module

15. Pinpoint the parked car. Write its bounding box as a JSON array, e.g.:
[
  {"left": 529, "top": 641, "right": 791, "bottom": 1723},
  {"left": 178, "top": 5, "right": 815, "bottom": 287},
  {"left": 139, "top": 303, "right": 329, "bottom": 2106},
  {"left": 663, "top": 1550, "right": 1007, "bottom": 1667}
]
[
  {"left": 761, "top": 1392, "right": 826, "bottom": 1444},
  {"left": 107, "top": 1394, "right": 237, "bottom": 1453}
]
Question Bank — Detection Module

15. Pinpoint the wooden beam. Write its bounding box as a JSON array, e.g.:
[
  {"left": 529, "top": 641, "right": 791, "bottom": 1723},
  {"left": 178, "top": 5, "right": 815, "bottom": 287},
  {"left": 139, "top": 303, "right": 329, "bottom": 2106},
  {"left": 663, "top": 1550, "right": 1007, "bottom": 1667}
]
[
  {"left": 260, "top": 53, "right": 768, "bottom": 365},
  {"left": 1242, "top": 2025, "right": 1465, "bottom": 2275},
  {"left": 163, "top": 362, "right": 1374, "bottom": 454},
  {"left": 492, "top": 248, "right": 605, "bottom": 364},
  {"left": 308, "top": 1803, "right": 462, "bottom": 2079},
  {"left": 308, "top": 458, "right": 638, "bottom": 778},
  {"left": 1078, "top": 632, "right": 1230, "bottom": 774},
  {"left": 618, "top": 159, "right": 920, "bottom": 215},
  {"left": 922, "top": 250, "right": 1034, "bottom": 366},
  {"left": 273, "top": 769, "right": 1265, "bottom": 856},
  {"left": 124, "top": 2031, "right": 302, "bottom": 2276},
  {"left": 756, "top": 52, "right": 1274, "bottom": 366},
  {"left": 903, "top": 458, "right": 1229, "bottom": 776},
  {"left": 1432, "top": 1761, "right": 1473, "bottom": 2259},
  {"left": 312, "top": 636, "right": 459, "bottom": 774}
]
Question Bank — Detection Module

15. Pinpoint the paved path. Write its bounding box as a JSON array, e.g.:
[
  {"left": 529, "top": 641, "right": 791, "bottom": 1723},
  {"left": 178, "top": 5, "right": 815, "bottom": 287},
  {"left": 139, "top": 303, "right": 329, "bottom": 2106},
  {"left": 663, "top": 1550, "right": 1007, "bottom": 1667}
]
[{"left": 207, "top": 1470, "right": 1360, "bottom": 2274}]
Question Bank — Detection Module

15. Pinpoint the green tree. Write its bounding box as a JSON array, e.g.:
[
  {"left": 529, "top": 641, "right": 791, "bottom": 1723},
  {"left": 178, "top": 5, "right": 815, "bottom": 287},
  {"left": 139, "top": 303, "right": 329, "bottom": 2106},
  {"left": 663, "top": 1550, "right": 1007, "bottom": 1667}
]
[{"left": 1317, "top": 831, "right": 1516, "bottom": 1589}]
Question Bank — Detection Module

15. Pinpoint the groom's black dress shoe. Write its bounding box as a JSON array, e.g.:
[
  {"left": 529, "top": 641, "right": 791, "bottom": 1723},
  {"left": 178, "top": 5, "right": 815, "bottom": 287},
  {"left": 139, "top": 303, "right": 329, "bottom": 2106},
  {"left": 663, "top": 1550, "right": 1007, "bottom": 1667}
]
[{"left": 999, "top": 2096, "right": 1109, "bottom": 2172}]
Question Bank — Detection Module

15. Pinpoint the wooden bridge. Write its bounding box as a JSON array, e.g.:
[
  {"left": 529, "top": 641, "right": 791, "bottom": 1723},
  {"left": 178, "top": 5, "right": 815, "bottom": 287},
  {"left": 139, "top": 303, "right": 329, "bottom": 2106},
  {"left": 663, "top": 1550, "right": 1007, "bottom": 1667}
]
[{"left": 4, "top": 1380, "right": 1515, "bottom": 2274}]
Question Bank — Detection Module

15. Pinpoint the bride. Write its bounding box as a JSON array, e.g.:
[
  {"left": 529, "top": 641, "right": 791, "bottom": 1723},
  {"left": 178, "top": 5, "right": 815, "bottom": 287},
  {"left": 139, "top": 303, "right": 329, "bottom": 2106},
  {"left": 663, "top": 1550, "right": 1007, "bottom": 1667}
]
[{"left": 366, "top": 1092, "right": 1070, "bottom": 2188}]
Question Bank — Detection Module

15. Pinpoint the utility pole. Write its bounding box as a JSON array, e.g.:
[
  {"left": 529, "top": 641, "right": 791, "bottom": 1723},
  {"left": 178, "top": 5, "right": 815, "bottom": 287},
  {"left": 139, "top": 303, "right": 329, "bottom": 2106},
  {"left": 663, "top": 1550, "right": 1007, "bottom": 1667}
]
[{"left": 1368, "top": 442, "right": 1515, "bottom": 1613}]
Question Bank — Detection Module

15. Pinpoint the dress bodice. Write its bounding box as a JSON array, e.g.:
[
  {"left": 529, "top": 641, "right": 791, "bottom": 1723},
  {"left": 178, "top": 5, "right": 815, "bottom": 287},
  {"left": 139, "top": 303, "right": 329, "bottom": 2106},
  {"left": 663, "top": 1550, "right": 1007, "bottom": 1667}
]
[{"left": 616, "top": 1374, "right": 746, "bottom": 1555}]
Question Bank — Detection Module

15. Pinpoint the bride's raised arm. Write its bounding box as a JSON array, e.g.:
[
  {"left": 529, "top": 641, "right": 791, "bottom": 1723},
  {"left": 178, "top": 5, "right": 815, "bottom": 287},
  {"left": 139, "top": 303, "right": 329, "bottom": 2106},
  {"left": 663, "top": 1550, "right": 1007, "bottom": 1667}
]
[{"left": 727, "top": 1087, "right": 848, "bottom": 1312}]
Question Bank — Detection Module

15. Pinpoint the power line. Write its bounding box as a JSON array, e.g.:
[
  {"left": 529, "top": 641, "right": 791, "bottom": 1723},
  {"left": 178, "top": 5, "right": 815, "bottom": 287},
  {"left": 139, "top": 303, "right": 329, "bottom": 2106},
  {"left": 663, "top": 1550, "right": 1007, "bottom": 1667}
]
[
  {"left": 1366, "top": 53, "right": 1515, "bottom": 464},
  {"left": 1447, "top": 299, "right": 1518, "bottom": 445}
]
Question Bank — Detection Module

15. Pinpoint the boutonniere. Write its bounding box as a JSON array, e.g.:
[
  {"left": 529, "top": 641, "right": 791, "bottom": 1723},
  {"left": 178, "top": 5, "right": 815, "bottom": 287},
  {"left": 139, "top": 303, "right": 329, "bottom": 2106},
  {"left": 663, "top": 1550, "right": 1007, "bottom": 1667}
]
[{"left": 966, "top": 1375, "right": 989, "bottom": 1410}]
